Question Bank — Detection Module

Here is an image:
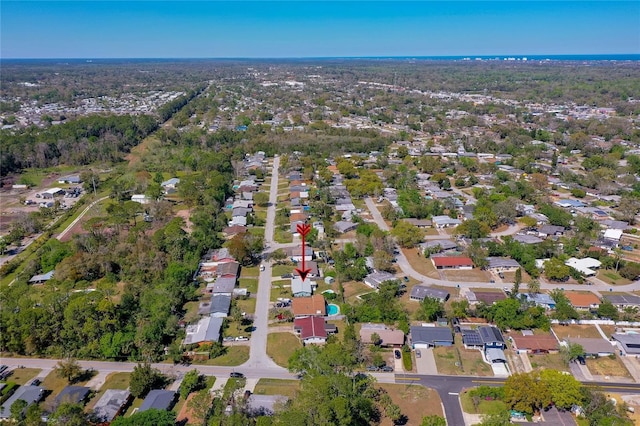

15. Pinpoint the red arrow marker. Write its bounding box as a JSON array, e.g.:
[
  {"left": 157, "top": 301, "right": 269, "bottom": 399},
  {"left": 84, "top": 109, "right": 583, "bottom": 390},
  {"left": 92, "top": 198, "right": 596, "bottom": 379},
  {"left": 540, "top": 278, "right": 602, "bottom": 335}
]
[{"left": 295, "top": 223, "right": 311, "bottom": 281}]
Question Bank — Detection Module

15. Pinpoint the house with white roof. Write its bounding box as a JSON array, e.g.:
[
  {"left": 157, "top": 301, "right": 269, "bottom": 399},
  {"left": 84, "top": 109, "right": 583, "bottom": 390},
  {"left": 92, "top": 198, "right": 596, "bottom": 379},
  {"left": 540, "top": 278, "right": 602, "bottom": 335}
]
[{"left": 565, "top": 257, "right": 602, "bottom": 276}]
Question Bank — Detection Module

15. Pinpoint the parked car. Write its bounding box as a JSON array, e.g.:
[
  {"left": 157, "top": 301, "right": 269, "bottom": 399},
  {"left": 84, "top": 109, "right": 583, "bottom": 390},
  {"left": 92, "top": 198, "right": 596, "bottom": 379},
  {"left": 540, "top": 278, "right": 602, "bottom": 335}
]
[
  {"left": 403, "top": 276, "right": 409, "bottom": 282},
  {"left": 489, "top": 279, "right": 495, "bottom": 283},
  {"left": 415, "top": 349, "right": 421, "bottom": 358},
  {"left": 381, "top": 366, "right": 394, "bottom": 372},
  {"left": 230, "top": 372, "right": 245, "bottom": 378},
  {"left": 366, "top": 365, "right": 379, "bottom": 371},
  {"left": 235, "top": 336, "right": 249, "bottom": 341},
  {"left": 281, "top": 273, "right": 292, "bottom": 279},
  {"left": 577, "top": 355, "right": 586, "bottom": 365},
  {"left": 223, "top": 336, "right": 235, "bottom": 342},
  {"left": 498, "top": 272, "right": 505, "bottom": 279},
  {"left": 394, "top": 350, "right": 401, "bottom": 359},
  {"left": 260, "top": 265, "right": 266, "bottom": 271},
  {"left": 0, "top": 365, "right": 7, "bottom": 374},
  {"left": 29, "top": 379, "right": 41, "bottom": 386}
]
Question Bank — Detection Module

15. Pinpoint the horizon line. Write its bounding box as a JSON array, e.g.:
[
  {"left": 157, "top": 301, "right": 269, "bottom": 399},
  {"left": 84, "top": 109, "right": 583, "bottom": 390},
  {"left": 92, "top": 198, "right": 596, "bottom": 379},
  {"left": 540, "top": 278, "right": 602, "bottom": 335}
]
[{"left": 2, "top": 53, "right": 640, "bottom": 61}]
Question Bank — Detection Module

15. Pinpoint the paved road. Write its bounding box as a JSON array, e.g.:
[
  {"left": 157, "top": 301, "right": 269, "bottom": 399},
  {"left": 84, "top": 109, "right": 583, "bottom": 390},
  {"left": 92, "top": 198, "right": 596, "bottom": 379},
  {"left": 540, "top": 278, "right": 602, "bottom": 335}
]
[
  {"left": 56, "top": 196, "right": 109, "bottom": 241},
  {"left": 243, "top": 156, "right": 283, "bottom": 372},
  {"left": 396, "top": 374, "right": 640, "bottom": 426},
  {"left": 0, "top": 358, "right": 295, "bottom": 381},
  {"left": 363, "top": 197, "right": 640, "bottom": 293}
]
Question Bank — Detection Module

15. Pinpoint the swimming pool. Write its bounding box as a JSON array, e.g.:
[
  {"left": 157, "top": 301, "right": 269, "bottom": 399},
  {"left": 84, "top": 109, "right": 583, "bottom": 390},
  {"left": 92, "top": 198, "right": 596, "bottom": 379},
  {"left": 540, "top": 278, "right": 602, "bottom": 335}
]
[{"left": 327, "top": 304, "right": 340, "bottom": 316}]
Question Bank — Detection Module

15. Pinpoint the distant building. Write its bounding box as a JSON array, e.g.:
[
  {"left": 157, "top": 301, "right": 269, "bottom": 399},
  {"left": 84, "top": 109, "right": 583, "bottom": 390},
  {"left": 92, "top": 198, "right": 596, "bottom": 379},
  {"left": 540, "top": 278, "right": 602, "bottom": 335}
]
[
  {"left": 409, "top": 285, "right": 450, "bottom": 302},
  {"left": 431, "top": 256, "right": 473, "bottom": 270},
  {"left": 139, "top": 390, "right": 176, "bottom": 412},
  {"left": 363, "top": 272, "right": 396, "bottom": 289}
]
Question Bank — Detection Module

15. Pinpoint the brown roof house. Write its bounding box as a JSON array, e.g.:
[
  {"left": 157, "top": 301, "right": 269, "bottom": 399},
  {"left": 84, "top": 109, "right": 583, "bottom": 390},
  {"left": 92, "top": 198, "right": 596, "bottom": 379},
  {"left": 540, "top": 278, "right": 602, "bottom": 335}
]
[
  {"left": 510, "top": 332, "right": 559, "bottom": 354},
  {"left": 292, "top": 294, "right": 326, "bottom": 317},
  {"left": 359, "top": 323, "right": 405, "bottom": 347},
  {"left": 564, "top": 291, "right": 600, "bottom": 310}
]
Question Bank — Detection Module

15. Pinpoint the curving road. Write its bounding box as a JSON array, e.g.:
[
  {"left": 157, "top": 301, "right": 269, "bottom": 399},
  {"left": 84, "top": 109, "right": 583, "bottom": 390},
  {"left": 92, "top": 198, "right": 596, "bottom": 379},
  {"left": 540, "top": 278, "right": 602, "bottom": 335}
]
[{"left": 363, "top": 197, "right": 640, "bottom": 293}]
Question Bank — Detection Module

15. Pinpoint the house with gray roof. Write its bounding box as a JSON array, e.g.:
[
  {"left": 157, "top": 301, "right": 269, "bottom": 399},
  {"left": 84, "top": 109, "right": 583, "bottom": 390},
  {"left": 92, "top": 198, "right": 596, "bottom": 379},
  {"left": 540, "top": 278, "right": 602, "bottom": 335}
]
[
  {"left": 0, "top": 386, "right": 45, "bottom": 419},
  {"left": 333, "top": 221, "right": 358, "bottom": 234},
  {"left": 54, "top": 385, "right": 90, "bottom": 408},
  {"left": 613, "top": 333, "right": 640, "bottom": 355},
  {"left": 93, "top": 389, "right": 132, "bottom": 422},
  {"left": 569, "top": 337, "right": 615, "bottom": 357},
  {"left": 410, "top": 326, "right": 454, "bottom": 348},
  {"left": 139, "top": 390, "right": 176, "bottom": 412},
  {"left": 363, "top": 272, "right": 396, "bottom": 289},
  {"left": 486, "top": 257, "right": 521, "bottom": 271},
  {"left": 524, "top": 293, "right": 556, "bottom": 310},
  {"left": 513, "top": 234, "right": 544, "bottom": 245},
  {"left": 537, "top": 225, "right": 566, "bottom": 237},
  {"left": 210, "top": 277, "right": 237, "bottom": 295},
  {"left": 409, "top": 285, "right": 450, "bottom": 302},
  {"left": 291, "top": 276, "right": 313, "bottom": 297},
  {"left": 184, "top": 316, "right": 224, "bottom": 345},
  {"left": 432, "top": 215, "right": 462, "bottom": 228},
  {"left": 420, "top": 240, "right": 457, "bottom": 253},
  {"left": 198, "top": 294, "right": 232, "bottom": 317},
  {"left": 246, "top": 395, "right": 288, "bottom": 416},
  {"left": 603, "top": 294, "right": 640, "bottom": 310}
]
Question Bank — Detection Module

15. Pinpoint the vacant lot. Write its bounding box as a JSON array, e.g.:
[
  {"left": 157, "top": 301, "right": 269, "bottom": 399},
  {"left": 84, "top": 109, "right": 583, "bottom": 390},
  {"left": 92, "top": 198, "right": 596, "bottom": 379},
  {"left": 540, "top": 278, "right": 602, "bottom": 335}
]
[
  {"left": 378, "top": 383, "right": 443, "bottom": 425},
  {"left": 272, "top": 264, "right": 293, "bottom": 277},
  {"left": 587, "top": 355, "right": 632, "bottom": 379},
  {"left": 403, "top": 248, "right": 440, "bottom": 279},
  {"left": 460, "top": 389, "right": 508, "bottom": 415},
  {"left": 552, "top": 325, "right": 602, "bottom": 340},
  {"left": 267, "top": 332, "right": 302, "bottom": 368},
  {"left": 270, "top": 283, "right": 292, "bottom": 302},
  {"left": 528, "top": 353, "right": 568, "bottom": 372},
  {"left": 254, "top": 379, "right": 300, "bottom": 399},
  {"left": 204, "top": 346, "right": 250, "bottom": 366},
  {"left": 433, "top": 341, "right": 493, "bottom": 376},
  {"left": 341, "top": 281, "right": 373, "bottom": 300},
  {"left": 443, "top": 269, "right": 491, "bottom": 282},
  {"left": 597, "top": 270, "right": 631, "bottom": 285}
]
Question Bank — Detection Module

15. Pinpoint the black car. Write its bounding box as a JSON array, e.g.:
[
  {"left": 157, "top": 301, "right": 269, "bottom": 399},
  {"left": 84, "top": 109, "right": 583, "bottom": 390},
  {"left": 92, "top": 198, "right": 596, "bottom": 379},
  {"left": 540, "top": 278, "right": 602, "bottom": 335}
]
[
  {"left": 230, "top": 372, "right": 245, "bottom": 378},
  {"left": 29, "top": 379, "right": 41, "bottom": 386},
  {"left": 394, "top": 350, "right": 401, "bottom": 359},
  {"left": 577, "top": 355, "right": 586, "bottom": 365}
]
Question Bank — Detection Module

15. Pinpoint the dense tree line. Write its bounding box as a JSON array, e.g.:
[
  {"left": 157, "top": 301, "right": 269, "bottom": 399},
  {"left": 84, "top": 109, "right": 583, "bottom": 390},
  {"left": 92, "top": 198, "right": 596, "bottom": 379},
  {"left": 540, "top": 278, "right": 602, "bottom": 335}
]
[{"left": 0, "top": 114, "right": 158, "bottom": 175}]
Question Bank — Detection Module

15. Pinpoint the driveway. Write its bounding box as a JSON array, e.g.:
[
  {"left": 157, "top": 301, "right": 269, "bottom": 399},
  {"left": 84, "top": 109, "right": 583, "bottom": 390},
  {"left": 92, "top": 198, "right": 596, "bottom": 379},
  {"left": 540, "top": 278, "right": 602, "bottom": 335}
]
[{"left": 414, "top": 348, "right": 438, "bottom": 375}]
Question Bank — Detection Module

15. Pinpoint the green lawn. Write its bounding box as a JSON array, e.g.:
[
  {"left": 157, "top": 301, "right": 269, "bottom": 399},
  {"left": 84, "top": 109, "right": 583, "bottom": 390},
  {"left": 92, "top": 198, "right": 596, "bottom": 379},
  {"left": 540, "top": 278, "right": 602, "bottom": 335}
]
[
  {"left": 254, "top": 379, "right": 300, "bottom": 399},
  {"left": 267, "top": 333, "right": 302, "bottom": 368},
  {"left": 236, "top": 297, "right": 257, "bottom": 315},
  {"left": 248, "top": 227, "right": 265, "bottom": 237},
  {"left": 271, "top": 264, "right": 294, "bottom": 277},
  {"left": 241, "top": 266, "right": 259, "bottom": 279},
  {"left": 460, "top": 389, "right": 508, "bottom": 415},
  {"left": 239, "top": 278, "right": 258, "bottom": 294},
  {"left": 271, "top": 284, "right": 292, "bottom": 302},
  {"left": 274, "top": 228, "right": 293, "bottom": 243},
  {"left": 4, "top": 368, "right": 41, "bottom": 386},
  {"left": 204, "top": 346, "right": 250, "bottom": 366}
]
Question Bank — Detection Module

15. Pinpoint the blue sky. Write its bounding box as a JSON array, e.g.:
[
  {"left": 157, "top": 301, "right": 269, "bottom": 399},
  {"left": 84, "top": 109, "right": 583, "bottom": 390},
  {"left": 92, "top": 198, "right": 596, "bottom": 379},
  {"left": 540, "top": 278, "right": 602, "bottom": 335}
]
[{"left": 2, "top": 1, "right": 639, "bottom": 58}]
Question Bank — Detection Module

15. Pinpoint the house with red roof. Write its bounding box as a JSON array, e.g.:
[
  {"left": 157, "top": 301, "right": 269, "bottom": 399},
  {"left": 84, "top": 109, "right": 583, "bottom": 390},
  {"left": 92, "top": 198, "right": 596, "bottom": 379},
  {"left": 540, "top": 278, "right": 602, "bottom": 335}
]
[
  {"left": 294, "top": 316, "right": 328, "bottom": 344},
  {"left": 431, "top": 256, "right": 474, "bottom": 270}
]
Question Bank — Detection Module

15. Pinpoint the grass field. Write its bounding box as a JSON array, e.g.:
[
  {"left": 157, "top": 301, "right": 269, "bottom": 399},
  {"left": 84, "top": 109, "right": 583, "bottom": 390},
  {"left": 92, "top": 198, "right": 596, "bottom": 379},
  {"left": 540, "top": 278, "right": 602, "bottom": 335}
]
[
  {"left": 236, "top": 297, "right": 257, "bottom": 315},
  {"left": 4, "top": 368, "right": 41, "bottom": 385},
  {"left": 378, "top": 383, "right": 443, "bottom": 425},
  {"left": 403, "top": 248, "right": 440, "bottom": 278},
  {"left": 271, "top": 284, "right": 292, "bottom": 302},
  {"left": 271, "top": 264, "right": 294, "bottom": 277},
  {"left": 274, "top": 228, "right": 293, "bottom": 243},
  {"left": 460, "top": 389, "right": 508, "bottom": 415},
  {"left": 342, "top": 281, "right": 375, "bottom": 301},
  {"left": 597, "top": 270, "right": 632, "bottom": 285},
  {"left": 240, "top": 266, "right": 259, "bottom": 279},
  {"left": 204, "top": 346, "right": 250, "bottom": 366},
  {"left": 239, "top": 278, "right": 258, "bottom": 295},
  {"left": 443, "top": 269, "right": 491, "bottom": 282},
  {"left": 254, "top": 379, "right": 300, "bottom": 399},
  {"left": 433, "top": 336, "right": 493, "bottom": 376},
  {"left": 587, "top": 355, "right": 632, "bottom": 379},
  {"left": 552, "top": 325, "right": 602, "bottom": 340},
  {"left": 528, "top": 353, "right": 568, "bottom": 372},
  {"left": 267, "top": 333, "right": 302, "bottom": 367}
]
